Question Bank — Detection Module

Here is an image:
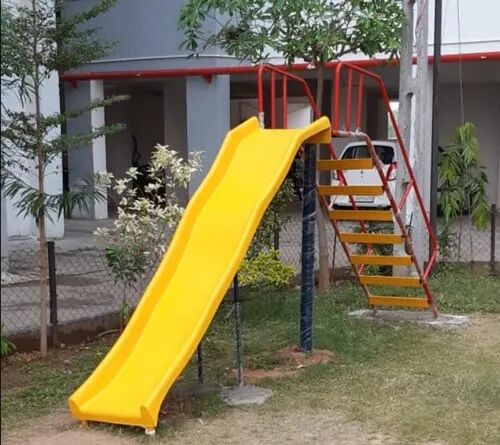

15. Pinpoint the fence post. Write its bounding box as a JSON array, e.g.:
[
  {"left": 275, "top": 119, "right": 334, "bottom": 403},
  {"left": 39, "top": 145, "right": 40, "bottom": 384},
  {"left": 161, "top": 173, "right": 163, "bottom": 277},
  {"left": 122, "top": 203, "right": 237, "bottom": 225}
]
[
  {"left": 233, "top": 274, "right": 244, "bottom": 386},
  {"left": 47, "top": 241, "right": 58, "bottom": 347},
  {"left": 300, "top": 143, "right": 316, "bottom": 353},
  {"left": 197, "top": 342, "right": 204, "bottom": 384},
  {"left": 491, "top": 204, "right": 497, "bottom": 272},
  {"left": 273, "top": 228, "right": 280, "bottom": 250}
]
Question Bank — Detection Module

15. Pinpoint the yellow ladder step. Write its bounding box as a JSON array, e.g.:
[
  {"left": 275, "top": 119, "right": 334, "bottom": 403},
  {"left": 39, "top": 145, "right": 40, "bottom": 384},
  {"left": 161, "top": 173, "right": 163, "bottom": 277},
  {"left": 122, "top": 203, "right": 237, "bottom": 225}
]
[
  {"left": 360, "top": 275, "right": 420, "bottom": 287},
  {"left": 368, "top": 296, "right": 429, "bottom": 309},
  {"left": 317, "top": 159, "right": 373, "bottom": 171},
  {"left": 319, "top": 185, "right": 384, "bottom": 196},
  {"left": 329, "top": 210, "right": 393, "bottom": 221},
  {"left": 351, "top": 255, "right": 412, "bottom": 266},
  {"left": 339, "top": 233, "right": 403, "bottom": 244}
]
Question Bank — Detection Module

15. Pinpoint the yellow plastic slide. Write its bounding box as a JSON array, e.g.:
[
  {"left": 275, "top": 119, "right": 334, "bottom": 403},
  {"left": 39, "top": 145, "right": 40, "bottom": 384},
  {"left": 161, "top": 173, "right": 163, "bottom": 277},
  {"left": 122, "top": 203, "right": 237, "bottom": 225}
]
[{"left": 69, "top": 116, "right": 331, "bottom": 430}]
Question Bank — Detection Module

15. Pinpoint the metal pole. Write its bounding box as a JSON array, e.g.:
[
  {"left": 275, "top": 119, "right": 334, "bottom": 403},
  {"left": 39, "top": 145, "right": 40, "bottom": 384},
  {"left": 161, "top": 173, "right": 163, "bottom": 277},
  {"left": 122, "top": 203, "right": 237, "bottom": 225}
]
[
  {"left": 197, "top": 342, "right": 204, "bottom": 384},
  {"left": 430, "top": 0, "right": 443, "bottom": 262},
  {"left": 491, "top": 204, "right": 497, "bottom": 272},
  {"left": 300, "top": 144, "right": 316, "bottom": 353},
  {"left": 233, "top": 274, "right": 244, "bottom": 386},
  {"left": 331, "top": 232, "right": 337, "bottom": 275},
  {"left": 47, "top": 241, "right": 58, "bottom": 347}
]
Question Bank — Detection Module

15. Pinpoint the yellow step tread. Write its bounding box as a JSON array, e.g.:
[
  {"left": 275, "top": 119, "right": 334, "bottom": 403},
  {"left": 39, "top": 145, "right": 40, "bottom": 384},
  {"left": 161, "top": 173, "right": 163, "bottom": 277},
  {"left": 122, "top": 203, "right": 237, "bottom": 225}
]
[
  {"left": 329, "top": 210, "right": 393, "bottom": 221},
  {"left": 360, "top": 275, "right": 421, "bottom": 287},
  {"left": 317, "top": 159, "right": 373, "bottom": 171},
  {"left": 319, "top": 185, "right": 384, "bottom": 196},
  {"left": 351, "top": 255, "right": 412, "bottom": 266},
  {"left": 368, "top": 296, "right": 429, "bottom": 308},
  {"left": 339, "top": 233, "right": 403, "bottom": 244}
]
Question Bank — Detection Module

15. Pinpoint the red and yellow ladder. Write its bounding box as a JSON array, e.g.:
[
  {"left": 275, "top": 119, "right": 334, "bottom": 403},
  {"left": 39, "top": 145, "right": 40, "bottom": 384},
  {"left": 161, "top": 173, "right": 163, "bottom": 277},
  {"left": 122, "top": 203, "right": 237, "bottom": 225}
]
[{"left": 256, "top": 63, "right": 439, "bottom": 317}]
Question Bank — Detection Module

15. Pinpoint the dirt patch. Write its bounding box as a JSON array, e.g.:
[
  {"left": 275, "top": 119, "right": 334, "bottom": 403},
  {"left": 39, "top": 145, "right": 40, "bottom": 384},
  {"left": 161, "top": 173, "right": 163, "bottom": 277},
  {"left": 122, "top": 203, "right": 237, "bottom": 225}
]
[
  {"left": 2, "top": 407, "right": 403, "bottom": 445},
  {"left": 233, "top": 347, "right": 337, "bottom": 384},
  {"left": 277, "top": 346, "right": 337, "bottom": 367},
  {"left": 2, "top": 411, "right": 136, "bottom": 445},
  {"left": 165, "top": 408, "right": 402, "bottom": 445}
]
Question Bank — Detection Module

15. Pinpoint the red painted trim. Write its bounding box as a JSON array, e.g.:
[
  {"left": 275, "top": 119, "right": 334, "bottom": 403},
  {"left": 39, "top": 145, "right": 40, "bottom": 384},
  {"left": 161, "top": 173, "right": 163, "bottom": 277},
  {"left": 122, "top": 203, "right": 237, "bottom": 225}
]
[{"left": 59, "top": 51, "right": 500, "bottom": 82}]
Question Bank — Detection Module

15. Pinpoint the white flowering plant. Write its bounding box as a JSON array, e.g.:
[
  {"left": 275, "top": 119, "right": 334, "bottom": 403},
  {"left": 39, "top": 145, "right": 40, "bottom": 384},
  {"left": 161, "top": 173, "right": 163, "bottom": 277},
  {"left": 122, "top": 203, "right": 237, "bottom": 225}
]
[{"left": 95, "top": 145, "right": 202, "bottom": 299}]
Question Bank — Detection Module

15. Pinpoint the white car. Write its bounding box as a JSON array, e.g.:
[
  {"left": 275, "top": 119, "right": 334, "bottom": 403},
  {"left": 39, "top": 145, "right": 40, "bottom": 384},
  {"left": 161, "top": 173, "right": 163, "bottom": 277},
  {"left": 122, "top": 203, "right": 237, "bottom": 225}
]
[{"left": 331, "top": 141, "right": 397, "bottom": 209}]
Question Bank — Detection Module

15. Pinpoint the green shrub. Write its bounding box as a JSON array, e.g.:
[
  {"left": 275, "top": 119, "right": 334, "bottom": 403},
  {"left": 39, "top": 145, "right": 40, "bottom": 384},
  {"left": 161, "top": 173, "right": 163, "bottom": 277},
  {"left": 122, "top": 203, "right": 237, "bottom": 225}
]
[{"left": 239, "top": 250, "right": 295, "bottom": 289}]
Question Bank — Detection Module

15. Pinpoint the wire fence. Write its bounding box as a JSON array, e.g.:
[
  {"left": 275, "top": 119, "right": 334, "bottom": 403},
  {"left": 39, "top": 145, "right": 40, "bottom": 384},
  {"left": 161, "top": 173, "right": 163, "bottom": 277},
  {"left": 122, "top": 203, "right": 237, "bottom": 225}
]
[{"left": 1, "top": 204, "right": 498, "bottom": 340}]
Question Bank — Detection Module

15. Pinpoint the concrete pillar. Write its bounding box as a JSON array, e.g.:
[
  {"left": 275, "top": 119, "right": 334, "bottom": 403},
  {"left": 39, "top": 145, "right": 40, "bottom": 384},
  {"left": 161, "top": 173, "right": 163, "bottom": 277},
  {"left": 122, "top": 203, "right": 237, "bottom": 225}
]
[
  {"left": 66, "top": 80, "right": 108, "bottom": 219},
  {"left": 163, "top": 79, "right": 188, "bottom": 205},
  {"left": 396, "top": 0, "right": 431, "bottom": 272},
  {"left": 186, "top": 75, "right": 230, "bottom": 195}
]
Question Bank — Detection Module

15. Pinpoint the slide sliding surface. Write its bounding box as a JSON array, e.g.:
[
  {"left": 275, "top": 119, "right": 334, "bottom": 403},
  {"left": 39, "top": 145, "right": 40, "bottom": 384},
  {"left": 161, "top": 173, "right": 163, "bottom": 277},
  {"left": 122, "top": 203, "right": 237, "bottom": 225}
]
[{"left": 68, "top": 116, "right": 331, "bottom": 429}]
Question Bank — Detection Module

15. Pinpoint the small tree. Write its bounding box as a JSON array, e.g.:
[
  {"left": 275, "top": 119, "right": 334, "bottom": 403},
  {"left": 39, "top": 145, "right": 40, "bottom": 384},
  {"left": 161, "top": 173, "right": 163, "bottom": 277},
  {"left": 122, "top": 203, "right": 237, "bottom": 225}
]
[
  {"left": 438, "top": 122, "right": 490, "bottom": 260},
  {"left": 178, "top": 0, "right": 405, "bottom": 292},
  {"left": 95, "top": 145, "right": 202, "bottom": 327},
  {"left": 1, "top": 0, "right": 125, "bottom": 356}
]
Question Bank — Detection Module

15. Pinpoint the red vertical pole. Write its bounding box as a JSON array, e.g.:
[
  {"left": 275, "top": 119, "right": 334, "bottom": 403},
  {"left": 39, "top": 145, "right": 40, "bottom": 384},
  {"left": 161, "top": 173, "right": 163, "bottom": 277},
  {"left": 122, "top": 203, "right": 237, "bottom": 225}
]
[
  {"left": 345, "top": 69, "right": 353, "bottom": 131},
  {"left": 356, "top": 73, "right": 364, "bottom": 130},
  {"left": 333, "top": 66, "right": 341, "bottom": 131},
  {"left": 257, "top": 66, "right": 265, "bottom": 113},
  {"left": 282, "top": 76, "right": 288, "bottom": 128},
  {"left": 270, "top": 71, "right": 276, "bottom": 128}
]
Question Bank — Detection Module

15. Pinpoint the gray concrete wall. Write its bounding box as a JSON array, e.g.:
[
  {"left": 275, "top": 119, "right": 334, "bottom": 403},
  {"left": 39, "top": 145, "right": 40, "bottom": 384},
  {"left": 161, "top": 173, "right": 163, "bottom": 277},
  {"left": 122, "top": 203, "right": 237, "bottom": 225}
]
[
  {"left": 105, "top": 94, "right": 133, "bottom": 181},
  {"left": 105, "top": 85, "right": 166, "bottom": 179},
  {"left": 64, "top": 0, "right": 240, "bottom": 72}
]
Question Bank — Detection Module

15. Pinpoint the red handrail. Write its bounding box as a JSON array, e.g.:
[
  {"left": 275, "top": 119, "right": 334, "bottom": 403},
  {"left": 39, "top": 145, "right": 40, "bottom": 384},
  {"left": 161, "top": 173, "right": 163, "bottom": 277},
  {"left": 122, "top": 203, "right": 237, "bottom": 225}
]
[{"left": 256, "top": 64, "right": 372, "bottom": 298}]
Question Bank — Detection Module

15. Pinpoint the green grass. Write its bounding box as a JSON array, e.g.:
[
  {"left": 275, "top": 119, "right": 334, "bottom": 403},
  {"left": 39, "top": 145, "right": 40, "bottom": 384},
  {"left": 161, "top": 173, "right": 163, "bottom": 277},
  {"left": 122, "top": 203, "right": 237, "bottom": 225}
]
[
  {"left": 431, "top": 266, "right": 500, "bottom": 313},
  {"left": 357, "top": 265, "right": 500, "bottom": 314},
  {"left": 1, "top": 266, "right": 499, "bottom": 444},
  {"left": 1, "top": 346, "right": 108, "bottom": 428}
]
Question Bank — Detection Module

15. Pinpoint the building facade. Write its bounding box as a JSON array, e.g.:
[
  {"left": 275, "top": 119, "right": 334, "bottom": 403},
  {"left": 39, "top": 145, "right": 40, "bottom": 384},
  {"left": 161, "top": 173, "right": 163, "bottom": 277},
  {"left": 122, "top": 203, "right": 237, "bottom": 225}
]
[{"left": 2, "top": 0, "right": 499, "bottom": 256}]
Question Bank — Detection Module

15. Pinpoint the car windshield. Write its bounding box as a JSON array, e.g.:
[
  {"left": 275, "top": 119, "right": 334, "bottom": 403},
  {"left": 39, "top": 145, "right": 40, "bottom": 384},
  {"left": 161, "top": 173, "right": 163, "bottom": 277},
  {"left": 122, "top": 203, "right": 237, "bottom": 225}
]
[{"left": 342, "top": 145, "right": 394, "bottom": 165}]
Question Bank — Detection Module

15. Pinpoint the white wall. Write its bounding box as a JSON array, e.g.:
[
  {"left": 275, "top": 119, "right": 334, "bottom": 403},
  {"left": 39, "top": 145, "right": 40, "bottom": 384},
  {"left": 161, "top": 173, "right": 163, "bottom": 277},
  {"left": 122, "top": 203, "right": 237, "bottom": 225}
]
[
  {"left": 429, "top": 0, "right": 500, "bottom": 55},
  {"left": 440, "top": 83, "right": 500, "bottom": 205},
  {"left": 262, "top": 0, "right": 500, "bottom": 65},
  {"left": 2, "top": 72, "right": 64, "bottom": 239}
]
